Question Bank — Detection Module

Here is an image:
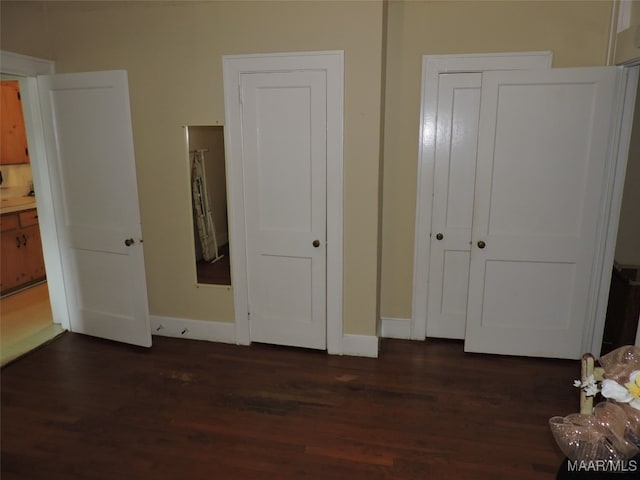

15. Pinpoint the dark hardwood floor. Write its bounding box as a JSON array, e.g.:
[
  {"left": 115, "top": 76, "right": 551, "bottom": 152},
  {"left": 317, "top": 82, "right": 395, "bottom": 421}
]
[
  {"left": 196, "top": 243, "right": 231, "bottom": 285},
  {"left": 1, "top": 334, "right": 579, "bottom": 479}
]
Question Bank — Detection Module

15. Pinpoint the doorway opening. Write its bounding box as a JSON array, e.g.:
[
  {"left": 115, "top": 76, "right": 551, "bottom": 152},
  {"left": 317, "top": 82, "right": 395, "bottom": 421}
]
[
  {"left": 0, "top": 75, "right": 62, "bottom": 366},
  {"left": 185, "top": 125, "right": 231, "bottom": 286}
]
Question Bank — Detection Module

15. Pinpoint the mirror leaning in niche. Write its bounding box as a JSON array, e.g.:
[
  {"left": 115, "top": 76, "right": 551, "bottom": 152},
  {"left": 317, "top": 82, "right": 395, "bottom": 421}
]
[{"left": 185, "top": 125, "right": 231, "bottom": 286}]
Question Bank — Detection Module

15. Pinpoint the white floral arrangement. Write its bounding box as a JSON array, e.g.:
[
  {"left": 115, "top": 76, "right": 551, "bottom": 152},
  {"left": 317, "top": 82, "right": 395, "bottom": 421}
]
[
  {"left": 574, "top": 370, "right": 640, "bottom": 410},
  {"left": 550, "top": 347, "right": 640, "bottom": 465}
]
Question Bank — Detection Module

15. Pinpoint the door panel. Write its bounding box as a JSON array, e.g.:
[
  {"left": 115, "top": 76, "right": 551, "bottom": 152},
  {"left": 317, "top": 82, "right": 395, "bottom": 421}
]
[
  {"left": 427, "top": 73, "right": 481, "bottom": 339},
  {"left": 464, "top": 67, "right": 619, "bottom": 359},
  {"left": 240, "top": 70, "right": 326, "bottom": 349},
  {"left": 38, "top": 70, "right": 151, "bottom": 347}
]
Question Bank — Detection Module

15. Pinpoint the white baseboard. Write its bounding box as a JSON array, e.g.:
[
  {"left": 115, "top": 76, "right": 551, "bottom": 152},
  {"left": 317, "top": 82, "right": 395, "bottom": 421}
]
[
  {"left": 381, "top": 317, "right": 412, "bottom": 339},
  {"left": 150, "top": 315, "right": 236, "bottom": 344},
  {"left": 150, "top": 315, "right": 381, "bottom": 357},
  {"left": 341, "top": 334, "right": 379, "bottom": 358}
]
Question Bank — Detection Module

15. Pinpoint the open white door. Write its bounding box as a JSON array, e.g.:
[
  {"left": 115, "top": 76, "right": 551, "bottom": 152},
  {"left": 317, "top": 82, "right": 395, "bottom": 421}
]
[
  {"left": 464, "top": 67, "right": 619, "bottom": 359},
  {"left": 239, "top": 70, "right": 327, "bottom": 350},
  {"left": 37, "top": 70, "right": 151, "bottom": 347}
]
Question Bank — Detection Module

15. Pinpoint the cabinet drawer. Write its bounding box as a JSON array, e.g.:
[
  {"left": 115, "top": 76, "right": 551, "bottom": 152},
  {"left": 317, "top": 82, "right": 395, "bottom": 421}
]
[
  {"left": 0, "top": 213, "right": 19, "bottom": 232},
  {"left": 19, "top": 209, "right": 38, "bottom": 227}
]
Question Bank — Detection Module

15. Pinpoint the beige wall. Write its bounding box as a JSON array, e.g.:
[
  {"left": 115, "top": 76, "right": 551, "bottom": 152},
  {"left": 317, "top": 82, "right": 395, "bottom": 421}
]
[
  {"left": 1, "top": 0, "right": 622, "bottom": 336},
  {"left": 380, "top": 0, "right": 614, "bottom": 319},
  {"left": 0, "top": 1, "right": 385, "bottom": 335}
]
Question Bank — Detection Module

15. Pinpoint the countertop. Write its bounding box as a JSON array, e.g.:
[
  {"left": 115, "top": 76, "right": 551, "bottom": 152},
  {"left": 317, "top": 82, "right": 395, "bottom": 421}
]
[{"left": 0, "top": 196, "right": 37, "bottom": 215}]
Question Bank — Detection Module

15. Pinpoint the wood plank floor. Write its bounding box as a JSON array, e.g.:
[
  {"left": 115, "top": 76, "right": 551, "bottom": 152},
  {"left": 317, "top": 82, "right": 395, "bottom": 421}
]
[
  {"left": 1, "top": 333, "right": 579, "bottom": 479},
  {"left": 0, "top": 282, "right": 62, "bottom": 366}
]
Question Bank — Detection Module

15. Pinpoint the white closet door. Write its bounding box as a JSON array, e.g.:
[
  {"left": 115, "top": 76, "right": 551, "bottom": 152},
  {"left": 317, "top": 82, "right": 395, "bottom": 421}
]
[
  {"left": 427, "top": 73, "right": 481, "bottom": 339},
  {"left": 240, "top": 70, "right": 327, "bottom": 350},
  {"left": 464, "top": 67, "right": 619, "bottom": 359}
]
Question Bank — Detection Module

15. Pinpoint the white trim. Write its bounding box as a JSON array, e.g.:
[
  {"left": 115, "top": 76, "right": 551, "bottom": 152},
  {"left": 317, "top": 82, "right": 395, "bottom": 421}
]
[
  {"left": 150, "top": 315, "right": 236, "bottom": 344},
  {"left": 223, "top": 51, "right": 344, "bottom": 354},
  {"left": 617, "top": 0, "right": 632, "bottom": 34},
  {"left": 412, "top": 52, "right": 553, "bottom": 341},
  {"left": 341, "top": 334, "right": 379, "bottom": 358},
  {"left": 608, "top": 1, "right": 620, "bottom": 65},
  {"left": 380, "top": 317, "right": 411, "bottom": 339},
  {"left": 0, "top": 51, "right": 70, "bottom": 331},
  {"left": 0, "top": 51, "right": 55, "bottom": 76},
  {"left": 588, "top": 66, "right": 639, "bottom": 356}
]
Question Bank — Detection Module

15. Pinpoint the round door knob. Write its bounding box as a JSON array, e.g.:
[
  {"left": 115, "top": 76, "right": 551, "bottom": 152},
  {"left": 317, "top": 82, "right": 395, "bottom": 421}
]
[
  {"left": 477, "top": 240, "right": 486, "bottom": 249},
  {"left": 313, "top": 240, "right": 320, "bottom": 248},
  {"left": 124, "top": 238, "right": 135, "bottom": 247},
  {"left": 435, "top": 233, "right": 444, "bottom": 241}
]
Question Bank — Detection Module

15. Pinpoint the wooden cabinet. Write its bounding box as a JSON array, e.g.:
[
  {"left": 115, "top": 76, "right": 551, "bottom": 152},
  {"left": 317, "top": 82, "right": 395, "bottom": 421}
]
[
  {"left": 1, "top": 80, "right": 30, "bottom": 165},
  {"left": 1, "top": 208, "right": 46, "bottom": 295}
]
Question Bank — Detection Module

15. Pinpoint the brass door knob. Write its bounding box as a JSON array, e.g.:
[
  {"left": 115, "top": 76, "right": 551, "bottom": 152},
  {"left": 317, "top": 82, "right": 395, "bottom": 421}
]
[
  {"left": 435, "top": 233, "right": 444, "bottom": 240},
  {"left": 477, "top": 240, "right": 486, "bottom": 249},
  {"left": 313, "top": 240, "right": 320, "bottom": 248},
  {"left": 124, "top": 238, "right": 135, "bottom": 247}
]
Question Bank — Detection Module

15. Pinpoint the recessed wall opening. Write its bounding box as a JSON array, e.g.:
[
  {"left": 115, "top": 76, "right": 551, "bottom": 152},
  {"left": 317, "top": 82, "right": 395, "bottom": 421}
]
[{"left": 185, "top": 125, "right": 231, "bottom": 286}]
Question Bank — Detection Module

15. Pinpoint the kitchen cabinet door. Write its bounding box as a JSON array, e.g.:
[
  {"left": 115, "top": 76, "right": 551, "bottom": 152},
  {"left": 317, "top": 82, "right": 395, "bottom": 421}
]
[
  {"left": 1, "top": 229, "right": 23, "bottom": 293},
  {"left": 23, "top": 225, "right": 46, "bottom": 282},
  {"left": 0, "top": 80, "right": 30, "bottom": 165}
]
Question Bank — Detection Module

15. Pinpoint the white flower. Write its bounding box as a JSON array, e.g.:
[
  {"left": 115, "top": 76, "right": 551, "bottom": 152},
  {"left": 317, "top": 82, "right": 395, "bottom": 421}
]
[
  {"left": 573, "top": 374, "right": 600, "bottom": 397},
  {"left": 584, "top": 383, "right": 600, "bottom": 397},
  {"left": 601, "top": 379, "right": 634, "bottom": 403},
  {"left": 625, "top": 370, "right": 640, "bottom": 410}
]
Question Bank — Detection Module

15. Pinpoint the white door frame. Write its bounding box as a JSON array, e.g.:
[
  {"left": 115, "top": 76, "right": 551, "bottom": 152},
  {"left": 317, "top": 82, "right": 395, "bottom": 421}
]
[
  {"left": 223, "top": 51, "right": 344, "bottom": 354},
  {"left": 0, "top": 50, "right": 70, "bottom": 331},
  {"left": 412, "top": 52, "right": 553, "bottom": 341},
  {"left": 593, "top": 65, "right": 639, "bottom": 354}
]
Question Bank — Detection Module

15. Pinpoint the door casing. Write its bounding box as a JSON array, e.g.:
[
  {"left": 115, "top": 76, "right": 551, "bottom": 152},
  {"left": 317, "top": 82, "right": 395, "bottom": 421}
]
[
  {"left": 222, "top": 51, "right": 344, "bottom": 354},
  {"left": 0, "top": 50, "right": 70, "bottom": 331}
]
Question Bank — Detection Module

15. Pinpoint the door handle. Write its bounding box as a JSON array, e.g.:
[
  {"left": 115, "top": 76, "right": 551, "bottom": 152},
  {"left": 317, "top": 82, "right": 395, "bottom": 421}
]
[
  {"left": 124, "top": 238, "right": 135, "bottom": 247},
  {"left": 477, "top": 240, "right": 486, "bottom": 249},
  {"left": 313, "top": 240, "right": 320, "bottom": 248},
  {"left": 435, "top": 233, "right": 444, "bottom": 240}
]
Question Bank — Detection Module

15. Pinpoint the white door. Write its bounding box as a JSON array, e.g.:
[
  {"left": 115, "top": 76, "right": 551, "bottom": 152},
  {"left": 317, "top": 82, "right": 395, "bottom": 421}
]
[
  {"left": 427, "top": 73, "right": 481, "bottom": 339},
  {"left": 240, "top": 70, "right": 327, "bottom": 349},
  {"left": 464, "top": 67, "right": 619, "bottom": 358},
  {"left": 37, "top": 70, "right": 151, "bottom": 347}
]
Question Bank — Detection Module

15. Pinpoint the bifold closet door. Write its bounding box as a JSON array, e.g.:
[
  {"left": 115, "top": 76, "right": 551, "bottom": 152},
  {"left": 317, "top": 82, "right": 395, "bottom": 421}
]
[
  {"left": 426, "top": 73, "right": 481, "bottom": 339},
  {"left": 464, "top": 67, "right": 619, "bottom": 359}
]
